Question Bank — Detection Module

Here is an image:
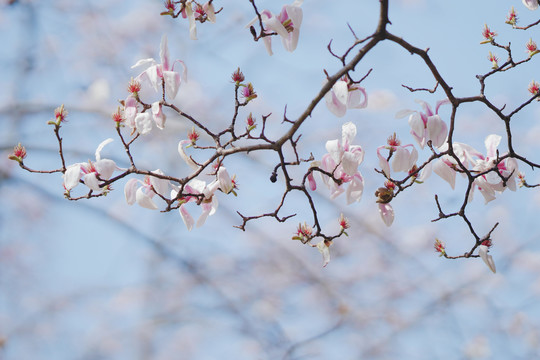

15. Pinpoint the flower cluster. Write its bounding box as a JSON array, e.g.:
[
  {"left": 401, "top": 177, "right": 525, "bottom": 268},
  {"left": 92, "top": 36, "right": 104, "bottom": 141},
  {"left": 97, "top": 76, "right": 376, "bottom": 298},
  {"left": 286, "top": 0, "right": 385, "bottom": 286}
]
[
  {"left": 318, "top": 122, "right": 365, "bottom": 204},
  {"left": 434, "top": 135, "right": 519, "bottom": 203}
]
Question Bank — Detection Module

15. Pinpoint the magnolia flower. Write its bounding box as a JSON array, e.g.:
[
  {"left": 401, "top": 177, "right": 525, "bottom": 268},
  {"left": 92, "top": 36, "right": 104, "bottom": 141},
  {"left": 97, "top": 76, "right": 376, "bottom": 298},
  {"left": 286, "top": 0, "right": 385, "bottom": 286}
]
[
  {"left": 522, "top": 0, "right": 539, "bottom": 11},
  {"left": 377, "top": 133, "right": 418, "bottom": 177},
  {"left": 124, "top": 169, "right": 170, "bottom": 210},
  {"left": 478, "top": 241, "right": 496, "bottom": 273},
  {"left": 63, "top": 139, "right": 117, "bottom": 192},
  {"left": 396, "top": 99, "right": 449, "bottom": 149},
  {"left": 324, "top": 77, "right": 368, "bottom": 118},
  {"left": 171, "top": 168, "right": 234, "bottom": 231},
  {"left": 247, "top": 0, "right": 303, "bottom": 55},
  {"left": 434, "top": 135, "right": 518, "bottom": 203},
  {"left": 131, "top": 35, "right": 187, "bottom": 100},
  {"left": 320, "top": 122, "right": 365, "bottom": 204},
  {"left": 470, "top": 134, "right": 519, "bottom": 203},
  {"left": 132, "top": 102, "right": 167, "bottom": 135}
]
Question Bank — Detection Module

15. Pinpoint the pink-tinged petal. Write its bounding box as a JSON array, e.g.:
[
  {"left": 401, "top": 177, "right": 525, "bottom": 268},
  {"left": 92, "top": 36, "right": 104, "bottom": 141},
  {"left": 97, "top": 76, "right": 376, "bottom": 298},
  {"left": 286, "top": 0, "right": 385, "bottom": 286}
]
[
  {"left": 523, "top": 0, "right": 539, "bottom": 10},
  {"left": 205, "top": 2, "right": 216, "bottom": 22},
  {"left": 378, "top": 203, "right": 394, "bottom": 227},
  {"left": 426, "top": 115, "right": 448, "bottom": 148},
  {"left": 377, "top": 146, "right": 391, "bottom": 177},
  {"left": 162, "top": 71, "right": 181, "bottom": 100},
  {"left": 346, "top": 173, "right": 364, "bottom": 204},
  {"left": 64, "top": 164, "right": 82, "bottom": 190},
  {"left": 160, "top": 35, "right": 170, "bottom": 71},
  {"left": 408, "top": 113, "right": 426, "bottom": 148},
  {"left": 332, "top": 80, "right": 349, "bottom": 107},
  {"left": 264, "top": 14, "right": 289, "bottom": 39},
  {"left": 325, "top": 91, "right": 347, "bottom": 117},
  {"left": 315, "top": 240, "right": 330, "bottom": 267},
  {"left": 392, "top": 147, "right": 413, "bottom": 173},
  {"left": 476, "top": 180, "right": 497, "bottom": 203},
  {"left": 179, "top": 205, "right": 194, "bottom": 231},
  {"left": 83, "top": 173, "right": 101, "bottom": 192},
  {"left": 485, "top": 134, "right": 501, "bottom": 158},
  {"left": 95, "top": 138, "right": 113, "bottom": 161},
  {"left": 433, "top": 159, "right": 456, "bottom": 189},
  {"left": 151, "top": 102, "right": 166, "bottom": 130},
  {"left": 178, "top": 140, "right": 199, "bottom": 170},
  {"left": 307, "top": 172, "right": 317, "bottom": 191},
  {"left": 347, "top": 87, "right": 368, "bottom": 109},
  {"left": 142, "top": 65, "right": 160, "bottom": 92},
  {"left": 478, "top": 245, "right": 496, "bottom": 273},
  {"left": 415, "top": 98, "right": 434, "bottom": 117},
  {"left": 149, "top": 169, "right": 169, "bottom": 196},
  {"left": 136, "top": 187, "right": 158, "bottom": 210},
  {"left": 135, "top": 113, "right": 153, "bottom": 135},
  {"left": 95, "top": 159, "right": 116, "bottom": 180},
  {"left": 435, "top": 98, "right": 450, "bottom": 113},
  {"left": 124, "top": 178, "right": 139, "bottom": 205},
  {"left": 124, "top": 95, "right": 138, "bottom": 128}
]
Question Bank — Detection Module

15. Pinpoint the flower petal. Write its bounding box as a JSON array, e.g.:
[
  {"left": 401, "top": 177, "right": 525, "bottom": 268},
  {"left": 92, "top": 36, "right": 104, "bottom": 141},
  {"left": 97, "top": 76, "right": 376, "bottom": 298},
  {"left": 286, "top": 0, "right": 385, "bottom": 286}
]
[
  {"left": 378, "top": 203, "right": 394, "bottom": 227},
  {"left": 136, "top": 187, "right": 158, "bottom": 210},
  {"left": 124, "top": 178, "right": 139, "bottom": 205},
  {"left": 63, "top": 164, "right": 82, "bottom": 191},
  {"left": 478, "top": 245, "right": 496, "bottom": 273}
]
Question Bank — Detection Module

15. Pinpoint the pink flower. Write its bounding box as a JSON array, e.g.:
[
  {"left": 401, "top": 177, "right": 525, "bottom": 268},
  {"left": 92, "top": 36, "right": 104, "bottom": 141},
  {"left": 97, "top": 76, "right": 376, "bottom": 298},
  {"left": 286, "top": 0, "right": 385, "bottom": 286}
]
[
  {"left": 124, "top": 169, "right": 170, "bottom": 210},
  {"left": 522, "top": 0, "right": 539, "bottom": 11},
  {"left": 396, "top": 99, "right": 449, "bottom": 149},
  {"left": 171, "top": 167, "right": 234, "bottom": 230},
  {"left": 376, "top": 133, "right": 418, "bottom": 177},
  {"left": 131, "top": 35, "right": 187, "bottom": 100},
  {"left": 63, "top": 139, "right": 117, "bottom": 192},
  {"left": 320, "top": 122, "right": 365, "bottom": 204},
  {"left": 324, "top": 77, "right": 368, "bottom": 118},
  {"left": 247, "top": 0, "right": 303, "bottom": 55}
]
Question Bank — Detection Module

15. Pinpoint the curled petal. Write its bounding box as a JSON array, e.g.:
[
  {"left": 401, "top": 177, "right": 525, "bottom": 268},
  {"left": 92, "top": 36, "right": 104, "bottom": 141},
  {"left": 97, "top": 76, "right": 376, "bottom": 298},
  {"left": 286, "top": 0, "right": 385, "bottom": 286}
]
[
  {"left": 217, "top": 167, "right": 234, "bottom": 194},
  {"left": 83, "top": 173, "right": 101, "bottom": 192},
  {"left": 95, "top": 138, "right": 114, "bottom": 161},
  {"left": 95, "top": 159, "right": 116, "bottom": 180},
  {"left": 377, "top": 147, "right": 391, "bottom": 177},
  {"left": 478, "top": 245, "right": 496, "bottom": 273},
  {"left": 307, "top": 172, "right": 317, "bottom": 191},
  {"left": 484, "top": 134, "right": 502, "bottom": 158},
  {"left": 149, "top": 169, "right": 169, "bottom": 196},
  {"left": 347, "top": 87, "right": 368, "bottom": 109},
  {"left": 186, "top": 2, "right": 198, "bottom": 40},
  {"left": 160, "top": 35, "right": 171, "bottom": 71},
  {"left": 178, "top": 140, "right": 199, "bottom": 170},
  {"left": 426, "top": 115, "right": 447, "bottom": 148},
  {"left": 162, "top": 71, "right": 181, "bottom": 100},
  {"left": 378, "top": 203, "right": 394, "bottom": 227}
]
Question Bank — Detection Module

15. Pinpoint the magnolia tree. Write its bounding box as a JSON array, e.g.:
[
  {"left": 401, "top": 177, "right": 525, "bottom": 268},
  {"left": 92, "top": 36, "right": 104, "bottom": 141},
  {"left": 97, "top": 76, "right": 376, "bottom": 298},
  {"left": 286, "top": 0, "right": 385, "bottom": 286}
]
[{"left": 9, "top": 0, "right": 540, "bottom": 272}]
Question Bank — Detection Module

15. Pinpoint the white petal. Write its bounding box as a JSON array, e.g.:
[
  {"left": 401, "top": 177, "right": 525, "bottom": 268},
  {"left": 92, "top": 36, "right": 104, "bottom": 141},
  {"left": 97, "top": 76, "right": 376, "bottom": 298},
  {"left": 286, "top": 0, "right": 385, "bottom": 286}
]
[
  {"left": 433, "top": 159, "right": 456, "bottom": 189},
  {"left": 523, "top": 0, "right": 539, "bottom": 10},
  {"left": 485, "top": 134, "right": 502, "bottom": 158},
  {"left": 180, "top": 205, "right": 194, "bottom": 231},
  {"left": 346, "top": 173, "right": 364, "bottom": 204},
  {"left": 135, "top": 113, "right": 153, "bottom": 135},
  {"left": 136, "top": 187, "right": 158, "bottom": 210},
  {"left": 131, "top": 58, "right": 157, "bottom": 69},
  {"left": 478, "top": 245, "right": 497, "bottom": 273},
  {"left": 149, "top": 169, "right": 169, "bottom": 196},
  {"left": 95, "top": 159, "right": 116, "bottom": 180},
  {"left": 159, "top": 34, "right": 170, "bottom": 71},
  {"left": 151, "top": 101, "right": 167, "bottom": 129},
  {"left": 316, "top": 241, "right": 331, "bottom": 268},
  {"left": 83, "top": 173, "right": 101, "bottom": 192},
  {"left": 124, "top": 178, "right": 139, "bottom": 205},
  {"left": 347, "top": 87, "right": 368, "bottom": 109},
  {"left": 63, "top": 164, "right": 82, "bottom": 191},
  {"left": 163, "top": 71, "right": 181, "bottom": 100}
]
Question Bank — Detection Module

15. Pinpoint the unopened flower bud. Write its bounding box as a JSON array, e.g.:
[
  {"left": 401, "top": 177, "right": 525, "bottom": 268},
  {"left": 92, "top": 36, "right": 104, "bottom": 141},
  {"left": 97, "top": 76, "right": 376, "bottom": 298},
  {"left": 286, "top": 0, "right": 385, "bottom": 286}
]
[
  {"left": 338, "top": 213, "right": 350, "bottom": 233},
  {"left": 112, "top": 107, "right": 124, "bottom": 127},
  {"left": 529, "top": 80, "right": 540, "bottom": 99},
  {"left": 526, "top": 38, "right": 539, "bottom": 57},
  {"left": 48, "top": 104, "right": 68, "bottom": 125},
  {"left": 160, "top": 0, "right": 176, "bottom": 16},
  {"left": 434, "top": 238, "right": 446, "bottom": 257},
  {"left": 231, "top": 67, "right": 245, "bottom": 84},
  {"left": 480, "top": 24, "right": 497, "bottom": 44},
  {"left": 246, "top": 112, "right": 256, "bottom": 131},
  {"left": 127, "top": 77, "right": 142, "bottom": 95},
  {"left": 505, "top": 7, "right": 518, "bottom": 27},
  {"left": 488, "top": 51, "right": 499, "bottom": 69},
  {"left": 241, "top": 83, "right": 257, "bottom": 102},
  {"left": 188, "top": 127, "right": 199, "bottom": 145},
  {"left": 8, "top": 143, "right": 27, "bottom": 163}
]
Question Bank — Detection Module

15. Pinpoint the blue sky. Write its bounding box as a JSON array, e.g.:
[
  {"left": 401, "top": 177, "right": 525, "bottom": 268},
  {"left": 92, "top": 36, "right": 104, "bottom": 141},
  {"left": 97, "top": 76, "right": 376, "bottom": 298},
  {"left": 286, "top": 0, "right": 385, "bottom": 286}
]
[{"left": 1, "top": 1, "right": 540, "bottom": 359}]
